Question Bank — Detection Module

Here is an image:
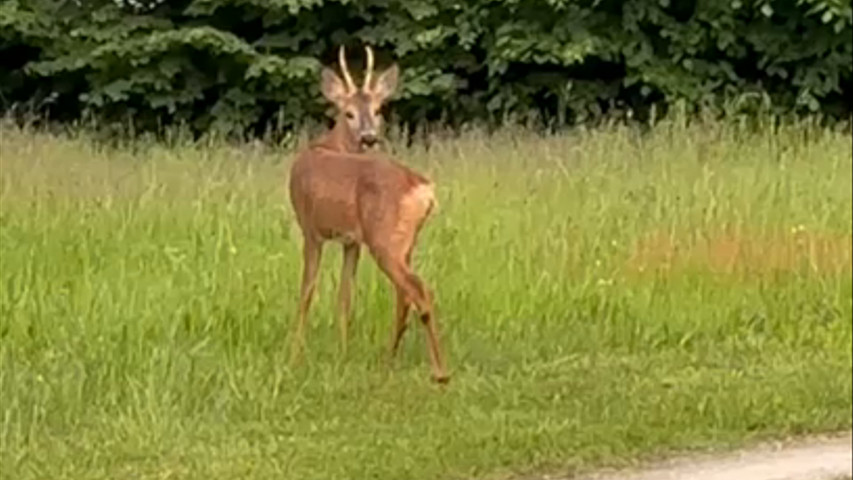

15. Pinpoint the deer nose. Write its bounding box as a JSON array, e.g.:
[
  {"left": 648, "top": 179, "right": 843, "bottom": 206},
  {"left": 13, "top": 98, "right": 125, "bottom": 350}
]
[{"left": 361, "top": 133, "right": 379, "bottom": 146}]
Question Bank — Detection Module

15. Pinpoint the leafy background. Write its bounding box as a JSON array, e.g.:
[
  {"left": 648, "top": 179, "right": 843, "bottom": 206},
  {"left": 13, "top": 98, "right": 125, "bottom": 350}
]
[{"left": 1, "top": 0, "right": 851, "bottom": 136}]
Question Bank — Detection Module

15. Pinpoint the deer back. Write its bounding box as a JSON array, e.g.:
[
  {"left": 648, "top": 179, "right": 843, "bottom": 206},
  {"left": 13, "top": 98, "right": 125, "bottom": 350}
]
[{"left": 289, "top": 147, "right": 434, "bottom": 248}]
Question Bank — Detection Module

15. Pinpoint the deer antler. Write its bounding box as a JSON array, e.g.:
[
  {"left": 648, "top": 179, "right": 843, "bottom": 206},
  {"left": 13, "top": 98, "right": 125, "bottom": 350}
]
[
  {"left": 338, "top": 45, "right": 356, "bottom": 93},
  {"left": 363, "top": 45, "right": 375, "bottom": 91}
]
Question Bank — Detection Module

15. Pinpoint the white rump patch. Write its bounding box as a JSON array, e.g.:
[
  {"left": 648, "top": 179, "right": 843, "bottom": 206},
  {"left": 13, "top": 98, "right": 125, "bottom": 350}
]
[{"left": 407, "top": 183, "right": 436, "bottom": 212}]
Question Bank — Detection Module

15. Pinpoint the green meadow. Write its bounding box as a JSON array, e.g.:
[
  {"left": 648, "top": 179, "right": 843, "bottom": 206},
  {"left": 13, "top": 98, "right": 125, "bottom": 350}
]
[{"left": 1, "top": 118, "right": 851, "bottom": 479}]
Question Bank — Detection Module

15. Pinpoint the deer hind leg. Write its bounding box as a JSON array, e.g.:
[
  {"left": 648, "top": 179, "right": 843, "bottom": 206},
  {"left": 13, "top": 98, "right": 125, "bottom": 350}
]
[
  {"left": 290, "top": 234, "right": 323, "bottom": 365},
  {"left": 389, "top": 284, "right": 411, "bottom": 357},
  {"left": 389, "top": 248, "right": 414, "bottom": 357},
  {"left": 337, "top": 242, "right": 360, "bottom": 355},
  {"left": 374, "top": 247, "right": 448, "bottom": 384},
  {"left": 411, "top": 274, "right": 449, "bottom": 384}
]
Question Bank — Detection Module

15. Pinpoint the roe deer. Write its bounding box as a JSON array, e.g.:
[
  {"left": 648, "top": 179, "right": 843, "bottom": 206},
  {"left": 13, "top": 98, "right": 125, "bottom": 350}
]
[{"left": 288, "top": 45, "right": 448, "bottom": 383}]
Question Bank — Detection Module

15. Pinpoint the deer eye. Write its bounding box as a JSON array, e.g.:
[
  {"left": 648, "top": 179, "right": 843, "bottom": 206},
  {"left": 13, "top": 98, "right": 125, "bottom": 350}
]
[{"left": 345, "top": 111, "right": 355, "bottom": 119}]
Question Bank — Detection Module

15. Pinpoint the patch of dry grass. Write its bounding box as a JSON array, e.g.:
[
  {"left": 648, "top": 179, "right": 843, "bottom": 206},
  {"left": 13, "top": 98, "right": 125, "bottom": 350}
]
[{"left": 627, "top": 227, "right": 852, "bottom": 277}]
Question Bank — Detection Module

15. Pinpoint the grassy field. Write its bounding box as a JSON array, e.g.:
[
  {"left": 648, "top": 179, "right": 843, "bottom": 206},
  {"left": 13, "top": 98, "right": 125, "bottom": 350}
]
[{"left": 0, "top": 118, "right": 851, "bottom": 480}]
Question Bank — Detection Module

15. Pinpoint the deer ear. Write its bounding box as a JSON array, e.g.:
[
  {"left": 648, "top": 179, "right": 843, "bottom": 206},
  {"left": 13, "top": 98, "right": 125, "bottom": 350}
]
[
  {"left": 321, "top": 67, "right": 349, "bottom": 104},
  {"left": 371, "top": 63, "right": 399, "bottom": 102}
]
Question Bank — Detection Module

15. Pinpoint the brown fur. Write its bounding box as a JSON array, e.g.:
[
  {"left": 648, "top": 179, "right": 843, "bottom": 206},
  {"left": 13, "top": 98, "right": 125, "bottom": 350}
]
[{"left": 287, "top": 46, "right": 448, "bottom": 383}]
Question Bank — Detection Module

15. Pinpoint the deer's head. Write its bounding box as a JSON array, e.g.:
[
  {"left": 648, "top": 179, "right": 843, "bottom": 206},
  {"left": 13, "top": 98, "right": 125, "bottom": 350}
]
[{"left": 321, "top": 46, "right": 399, "bottom": 149}]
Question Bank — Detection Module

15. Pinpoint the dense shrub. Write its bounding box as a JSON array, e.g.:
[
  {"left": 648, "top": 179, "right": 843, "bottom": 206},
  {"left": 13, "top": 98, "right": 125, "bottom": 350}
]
[{"left": 1, "top": 0, "right": 850, "bottom": 136}]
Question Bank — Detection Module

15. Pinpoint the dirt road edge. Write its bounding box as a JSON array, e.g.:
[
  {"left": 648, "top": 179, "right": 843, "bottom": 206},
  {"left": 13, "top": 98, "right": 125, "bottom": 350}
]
[{"left": 575, "top": 432, "right": 852, "bottom": 480}]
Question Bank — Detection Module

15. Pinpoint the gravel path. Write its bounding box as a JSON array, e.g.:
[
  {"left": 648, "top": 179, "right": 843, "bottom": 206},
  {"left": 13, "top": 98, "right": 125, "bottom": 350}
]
[{"left": 576, "top": 433, "right": 851, "bottom": 480}]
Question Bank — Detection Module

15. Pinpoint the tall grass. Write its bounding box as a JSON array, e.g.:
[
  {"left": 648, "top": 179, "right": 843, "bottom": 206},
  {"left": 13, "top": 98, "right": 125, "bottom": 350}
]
[{"left": 0, "top": 117, "right": 851, "bottom": 480}]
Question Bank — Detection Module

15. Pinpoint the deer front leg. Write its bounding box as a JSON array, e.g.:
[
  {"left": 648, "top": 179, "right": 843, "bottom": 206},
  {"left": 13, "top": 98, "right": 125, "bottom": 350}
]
[
  {"left": 337, "top": 242, "right": 360, "bottom": 355},
  {"left": 290, "top": 235, "right": 323, "bottom": 365}
]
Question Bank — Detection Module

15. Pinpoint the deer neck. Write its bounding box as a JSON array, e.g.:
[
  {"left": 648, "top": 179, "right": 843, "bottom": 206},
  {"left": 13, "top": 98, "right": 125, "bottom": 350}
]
[{"left": 312, "top": 115, "right": 364, "bottom": 153}]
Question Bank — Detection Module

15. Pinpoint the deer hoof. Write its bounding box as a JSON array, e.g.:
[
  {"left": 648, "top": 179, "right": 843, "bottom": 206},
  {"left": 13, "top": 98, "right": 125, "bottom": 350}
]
[{"left": 432, "top": 373, "right": 450, "bottom": 385}]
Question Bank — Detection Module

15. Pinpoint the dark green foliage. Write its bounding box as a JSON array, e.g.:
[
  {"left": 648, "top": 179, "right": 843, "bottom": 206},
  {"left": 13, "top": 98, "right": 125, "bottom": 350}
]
[{"left": 1, "top": 0, "right": 850, "bottom": 136}]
